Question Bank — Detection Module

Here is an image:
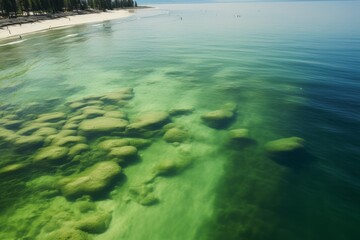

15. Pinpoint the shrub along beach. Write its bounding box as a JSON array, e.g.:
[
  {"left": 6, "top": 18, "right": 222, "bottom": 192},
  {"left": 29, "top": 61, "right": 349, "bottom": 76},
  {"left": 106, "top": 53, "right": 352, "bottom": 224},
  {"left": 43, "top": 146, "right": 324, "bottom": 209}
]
[
  {"left": 0, "top": 0, "right": 144, "bottom": 39},
  {"left": 0, "top": 0, "right": 138, "bottom": 17},
  {"left": 0, "top": 10, "right": 132, "bottom": 39}
]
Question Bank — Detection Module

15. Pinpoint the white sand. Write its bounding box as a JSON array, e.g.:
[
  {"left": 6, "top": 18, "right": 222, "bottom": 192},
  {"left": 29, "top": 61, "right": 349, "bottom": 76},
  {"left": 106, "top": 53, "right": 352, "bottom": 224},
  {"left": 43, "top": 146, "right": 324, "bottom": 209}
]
[{"left": 0, "top": 10, "right": 132, "bottom": 40}]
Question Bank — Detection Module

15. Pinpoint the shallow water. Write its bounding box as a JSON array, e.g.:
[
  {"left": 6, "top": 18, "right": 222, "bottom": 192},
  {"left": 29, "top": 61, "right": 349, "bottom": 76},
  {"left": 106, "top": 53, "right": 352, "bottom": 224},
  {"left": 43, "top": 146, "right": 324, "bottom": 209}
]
[{"left": 0, "top": 1, "right": 359, "bottom": 240}]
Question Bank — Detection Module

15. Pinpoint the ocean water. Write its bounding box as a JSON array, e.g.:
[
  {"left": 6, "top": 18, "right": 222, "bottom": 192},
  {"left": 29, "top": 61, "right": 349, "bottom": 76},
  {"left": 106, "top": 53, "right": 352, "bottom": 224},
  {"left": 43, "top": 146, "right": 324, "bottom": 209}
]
[{"left": 0, "top": 1, "right": 359, "bottom": 240}]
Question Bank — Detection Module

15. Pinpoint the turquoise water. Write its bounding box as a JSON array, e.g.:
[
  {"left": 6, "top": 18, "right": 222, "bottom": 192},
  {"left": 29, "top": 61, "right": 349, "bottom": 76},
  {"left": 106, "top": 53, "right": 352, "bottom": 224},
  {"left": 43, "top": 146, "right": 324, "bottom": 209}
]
[{"left": 0, "top": 1, "right": 359, "bottom": 240}]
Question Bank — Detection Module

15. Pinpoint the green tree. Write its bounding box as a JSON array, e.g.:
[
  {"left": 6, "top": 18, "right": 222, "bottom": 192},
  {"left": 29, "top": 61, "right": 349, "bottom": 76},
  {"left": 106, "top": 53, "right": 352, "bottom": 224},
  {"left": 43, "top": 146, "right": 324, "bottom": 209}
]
[
  {"left": 0, "top": 0, "right": 142, "bottom": 18},
  {"left": 2, "top": 0, "right": 18, "bottom": 17}
]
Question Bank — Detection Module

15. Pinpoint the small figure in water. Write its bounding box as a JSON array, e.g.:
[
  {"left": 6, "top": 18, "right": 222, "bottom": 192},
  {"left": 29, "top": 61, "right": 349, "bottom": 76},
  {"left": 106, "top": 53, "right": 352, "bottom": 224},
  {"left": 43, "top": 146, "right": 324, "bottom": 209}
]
[
  {"left": 19, "top": 35, "right": 22, "bottom": 39},
  {"left": 180, "top": 17, "right": 182, "bottom": 20}
]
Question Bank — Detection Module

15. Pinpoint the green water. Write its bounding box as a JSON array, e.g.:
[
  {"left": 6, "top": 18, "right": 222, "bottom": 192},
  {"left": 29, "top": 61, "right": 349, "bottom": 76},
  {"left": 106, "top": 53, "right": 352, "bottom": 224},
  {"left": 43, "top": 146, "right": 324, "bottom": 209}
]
[{"left": 0, "top": 1, "right": 359, "bottom": 240}]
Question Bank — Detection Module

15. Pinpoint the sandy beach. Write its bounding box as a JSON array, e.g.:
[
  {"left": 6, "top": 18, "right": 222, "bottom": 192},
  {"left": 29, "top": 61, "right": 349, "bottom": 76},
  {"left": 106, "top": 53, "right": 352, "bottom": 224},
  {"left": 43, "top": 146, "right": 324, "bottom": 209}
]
[{"left": 0, "top": 10, "right": 132, "bottom": 40}]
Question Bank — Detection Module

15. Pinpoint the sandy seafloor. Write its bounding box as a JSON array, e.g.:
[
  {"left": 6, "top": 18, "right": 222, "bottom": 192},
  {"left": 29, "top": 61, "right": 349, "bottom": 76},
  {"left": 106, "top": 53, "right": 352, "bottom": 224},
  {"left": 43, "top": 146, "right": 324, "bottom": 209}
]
[{"left": 0, "top": 1, "right": 359, "bottom": 240}]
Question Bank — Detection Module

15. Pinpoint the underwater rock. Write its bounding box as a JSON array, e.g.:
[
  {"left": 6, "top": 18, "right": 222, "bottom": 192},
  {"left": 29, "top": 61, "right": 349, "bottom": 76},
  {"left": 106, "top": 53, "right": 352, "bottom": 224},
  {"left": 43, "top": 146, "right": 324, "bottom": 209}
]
[
  {"left": 75, "top": 201, "right": 97, "bottom": 213},
  {"left": 102, "top": 105, "right": 119, "bottom": 111},
  {"left": 33, "top": 146, "right": 69, "bottom": 164},
  {"left": 57, "top": 130, "right": 78, "bottom": 137},
  {"left": 177, "top": 143, "right": 193, "bottom": 156},
  {"left": 139, "top": 194, "right": 159, "bottom": 206},
  {"left": 52, "top": 136, "right": 86, "bottom": 147},
  {"left": 100, "top": 92, "right": 132, "bottom": 104},
  {"left": 67, "top": 115, "right": 86, "bottom": 124},
  {"left": 1, "top": 112, "right": 17, "bottom": 118},
  {"left": 0, "top": 163, "right": 28, "bottom": 175},
  {"left": 152, "top": 157, "right": 193, "bottom": 178},
  {"left": 16, "top": 124, "right": 41, "bottom": 136},
  {"left": 45, "top": 228, "right": 91, "bottom": 240},
  {"left": 98, "top": 139, "right": 129, "bottom": 151},
  {"left": 265, "top": 137, "right": 307, "bottom": 166},
  {"left": 129, "top": 130, "right": 161, "bottom": 139},
  {"left": 153, "top": 159, "right": 180, "bottom": 176},
  {"left": 265, "top": 137, "right": 305, "bottom": 154},
  {"left": 34, "top": 112, "right": 66, "bottom": 123},
  {"left": 129, "top": 184, "right": 158, "bottom": 206},
  {"left": 201, "top": 110, "right": 234, "bottom": 128},
  {"left": 108, "top": 146, "right": 138, "bottom": 159},
  {"left": 79, "top": 117, "right": 128, "bottom": 135},
  {"left": 201, "top": 103, "right": 237, "bottom": 129},
  {"left": 17, "top": 121, "right": 64, "bottom": 136},
  {"left": 76, "top": 212, "right": 112, "bottom": 234},
  {"left": 2, "top": 113, "right": 18, "bottom": 119},
  {"left": 100, "top": 88, "right": 134, "bottom": 103},
  {"left": 26, "top": 175, "right": 59, "bottom": 198},
  {"left": 38, "top": 189, "right": 59, "bottom": 198},
  {"left": 69, "top": 101, "right": 87, "bottom": 110},
  {"left": 169, "top": 107, "right": 194, "bottom": 116},
  {"left": 163, "top": 128, "right": 189, "bottom": 143},
  {"left": 26, "top": 175, "right": 58, "bottom": 191},
  {"left": 127, "top": 112, "right": 170, "bottom": 132},
  {"left": 223, "top": 102, "right": 237, "bottom": 112},
  {"left": 62, "top": 122, "right": 78, "bottom": 130},
  {"left": 46, "top": 130, "right": 78, "bottom": 145},
  {"left": 0, "top": 127, "right": 18, "bottom": 142},
  {"left": 86, "top": 100, "right": 104, "bottom": 106},
  {"left": 13, "top": 135, "right": 44, "bottom": 150},
  {"left": 125, "top": 138, "right": 152, "bottom": 148},
  {"left": 81, "top": 107, "right": 106, "bottom": 118},
  {"left": 162, "top": 123, "right": 177, "bottom": 131},
  {"left": 82, "top": 95, "right": 103, "bottom": 101},
  {"left": 229, "top": 128, "right": 249, "bottom": 139},
  {"left": 138, "top": 194, "right": 159, "bottom": 206},
  {"left": 58, "top": 161, "right": 121, "bottom": 199},
  {"left": 228, "top": 128, "right": 256, "bottom": 147},
  {"left": 69, "top": 144, "right": 89, "bottom": 157},
  {"left": 33, "top": 127, "right": 58, "bottom": 137},
  {"left": 3, "top": 119, "right": 23, "bottom": 129},
  {"left": 103, "top": 110, "right": 127, "bottom": 119}
]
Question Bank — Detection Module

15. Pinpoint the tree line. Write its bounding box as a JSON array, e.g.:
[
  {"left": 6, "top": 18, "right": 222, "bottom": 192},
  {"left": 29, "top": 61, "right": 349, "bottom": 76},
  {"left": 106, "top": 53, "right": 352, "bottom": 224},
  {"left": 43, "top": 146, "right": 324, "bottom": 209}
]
[{"left": 0, "top": 0, "right": 138, "bottom": 18}]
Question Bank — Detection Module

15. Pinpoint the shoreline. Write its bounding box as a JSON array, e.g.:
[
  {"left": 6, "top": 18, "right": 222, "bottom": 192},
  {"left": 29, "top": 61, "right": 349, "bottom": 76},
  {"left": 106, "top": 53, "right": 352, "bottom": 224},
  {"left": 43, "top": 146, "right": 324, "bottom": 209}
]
[{"left": 0, "top": 9, "right": 135, "bottom": 41}]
